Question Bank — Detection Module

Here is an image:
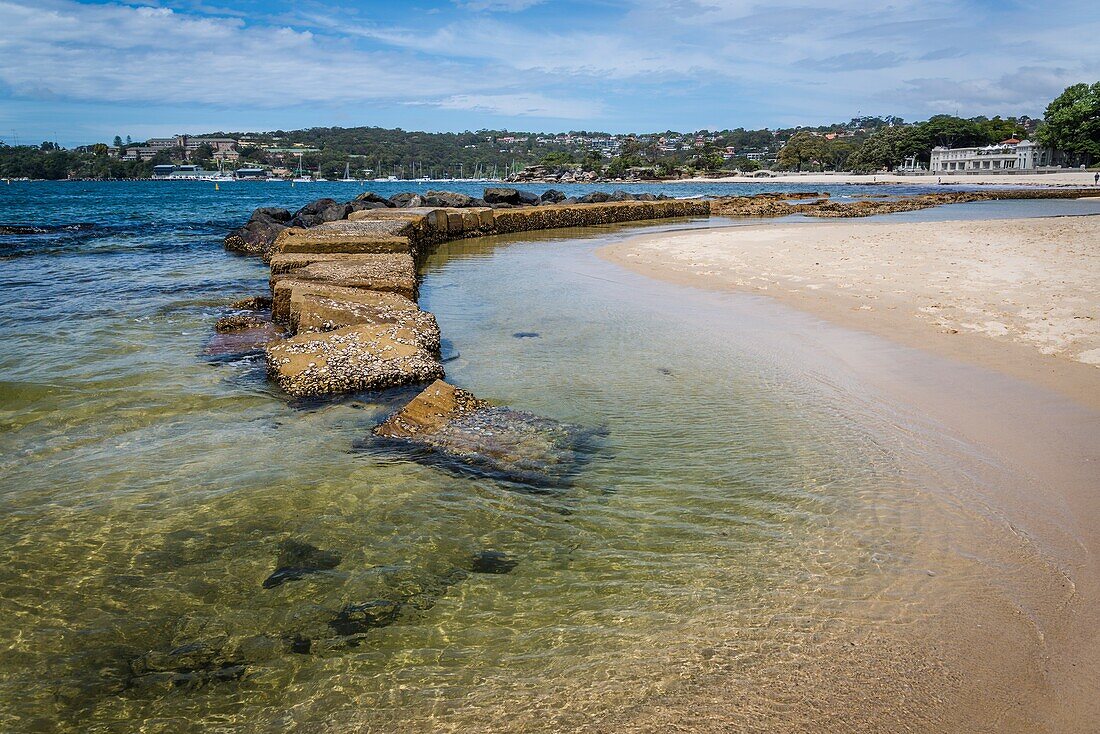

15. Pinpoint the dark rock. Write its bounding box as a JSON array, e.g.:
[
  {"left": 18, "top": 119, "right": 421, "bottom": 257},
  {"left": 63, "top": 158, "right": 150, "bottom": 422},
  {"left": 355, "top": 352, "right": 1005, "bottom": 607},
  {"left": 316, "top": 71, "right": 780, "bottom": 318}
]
[
  {"left": 608, "top": 190, "right": 636, "bottom": 202},
  {"left": 470, "top": 550, "right": 518, "bottom": 574},
  {"left": 577, "top": 191, "right": 611, "bottom": 204},
  {"left": 560, "top": 197, "right": 579, "bottom": 205},
  {"left": 354, "top": 191, "right": 396, "bottom": 207},
  {"left": 215, "top": 313, "right": 270, "bottom": 333},
  {"left": 512, "top": 332, "right": 540, "bottom": 339},
  {"left": 389, "top": 192, "right": 424, "bottom": 208},
  {"left": 328, "top": 600, "right": 402, "bottom": 637},
  {"left": 346, "top": 200, "right": 390, "bottom": 214},
  {"left": 254, "top": 207, "right": 293, "bottom": 222},
  {"left": 229, "top": 295, "right": 272, "bottom": 310},
  {"left": 516, "top": 189, "right": 540, "bottom": 206},
  {"left": 289, "top": 636, "right": 312, "bottom": 655},
  {"left": 483, "top": 187, "right": 522, "bottom": 205},
  {"left": 540, "top": 189, "right": 566, "bottom": 203},
  {"left": 289, "top": 199, "right": 350, "bottom": 229},
  {"left": 295, "top": 198, "right": 340, "bottom": 217},
  {"left": 634, "top": 192, "right": 658, "bottom": 201},
  {"left": 423, "top": 190, "right": 477, "bottom": 208},
  {"left": 262, "top": 540, "right": 342, "bottom": 589},
  {"left": 224, "top": 208, "right": 291, "bottom": 257}
]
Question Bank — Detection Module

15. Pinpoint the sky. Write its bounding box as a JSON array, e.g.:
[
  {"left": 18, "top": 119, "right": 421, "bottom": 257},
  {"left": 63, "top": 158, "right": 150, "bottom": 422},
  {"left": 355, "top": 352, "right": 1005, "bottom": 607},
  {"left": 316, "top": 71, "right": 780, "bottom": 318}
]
[{"left": 1, "top": 0, "right": 1098, "bottom": 146}]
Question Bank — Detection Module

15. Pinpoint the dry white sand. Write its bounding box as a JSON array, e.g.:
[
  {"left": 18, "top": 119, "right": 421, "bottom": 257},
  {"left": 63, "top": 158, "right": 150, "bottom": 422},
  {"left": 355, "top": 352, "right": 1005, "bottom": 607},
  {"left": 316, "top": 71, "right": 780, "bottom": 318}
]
[
  {"left": 679, "top": 171, "right": 1100, "bottom": 187},
  {"left": 601, "top": 214, "right": 1100, "bottom": 406}
]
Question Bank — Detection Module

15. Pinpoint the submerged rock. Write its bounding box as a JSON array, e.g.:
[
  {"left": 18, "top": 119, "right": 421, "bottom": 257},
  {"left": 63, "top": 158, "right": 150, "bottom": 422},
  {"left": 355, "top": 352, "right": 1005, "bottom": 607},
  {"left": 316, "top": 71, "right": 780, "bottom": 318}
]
[
  {"left": 328, "top": 600, "right": 402, "bottom": 637},
  {"left": 263, "top": 540, "right": 342, "bottom": 589},
  {"left": 370, "top": 380, "right": 600, "bottom": 488},
  {"left": 470, "top": 550, "right": 518, "bottom": 574},
  {"left": 203, "top": 321, "right": 284, "bottom": 359},
  {"left": 128, "top": 641, "right": 246, "bottom": 691}
]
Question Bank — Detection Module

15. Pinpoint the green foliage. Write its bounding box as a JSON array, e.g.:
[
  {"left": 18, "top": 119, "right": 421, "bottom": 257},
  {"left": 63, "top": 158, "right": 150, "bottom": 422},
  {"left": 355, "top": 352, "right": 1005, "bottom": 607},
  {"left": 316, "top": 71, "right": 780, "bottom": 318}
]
[
  {"left": 540, "top": 151, "right": 575, "bottom": 167},
  {"left": 731, "top": 156, "right": 761, "bottom": 172},
  {"left": 778, "top": 131, "right": 825, "bottom": 170},
  {"left": 1038, "top": 82, "right": 1100, "bottom": 159},
  {"left": 190, "top": 143, "right": 214, "bottom": 167}
]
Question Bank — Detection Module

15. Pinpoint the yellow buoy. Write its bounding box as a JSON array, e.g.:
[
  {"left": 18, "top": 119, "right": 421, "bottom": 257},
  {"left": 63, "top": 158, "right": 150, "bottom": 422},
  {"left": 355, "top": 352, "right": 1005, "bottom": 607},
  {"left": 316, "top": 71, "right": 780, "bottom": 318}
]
[{"left": 214, "top": 182, "right": 220, "bottom": 191}]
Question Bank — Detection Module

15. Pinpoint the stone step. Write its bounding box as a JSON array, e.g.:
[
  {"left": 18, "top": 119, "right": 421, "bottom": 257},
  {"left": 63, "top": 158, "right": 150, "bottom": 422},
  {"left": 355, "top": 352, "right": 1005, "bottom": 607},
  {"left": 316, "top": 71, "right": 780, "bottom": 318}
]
[
  {"left": 270, "top": 253, "right": 418, "bottom": 303},
  {"left": 266, "top": 323, "right": 444, "bottom": 397},
  {"left": 293, "top": 290, "right": 441, "bottom": 356},
  {"left": 274, "top": 226, "right": 412, "bottom": 255}
]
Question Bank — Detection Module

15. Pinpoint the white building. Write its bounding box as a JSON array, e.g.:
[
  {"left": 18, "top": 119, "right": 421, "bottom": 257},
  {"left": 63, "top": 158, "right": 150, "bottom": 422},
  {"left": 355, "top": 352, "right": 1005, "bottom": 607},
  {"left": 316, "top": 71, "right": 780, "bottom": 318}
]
[{"left": 929, "top": 138, "right": 1052, "bottom": 173}]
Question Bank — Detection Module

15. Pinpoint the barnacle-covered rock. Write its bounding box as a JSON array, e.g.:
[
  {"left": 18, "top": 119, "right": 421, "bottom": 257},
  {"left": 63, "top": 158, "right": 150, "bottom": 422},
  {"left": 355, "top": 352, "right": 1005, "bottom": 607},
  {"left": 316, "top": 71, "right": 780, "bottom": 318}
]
[{"left": 265, "top": 323, "right": 443, "bottom": 397}]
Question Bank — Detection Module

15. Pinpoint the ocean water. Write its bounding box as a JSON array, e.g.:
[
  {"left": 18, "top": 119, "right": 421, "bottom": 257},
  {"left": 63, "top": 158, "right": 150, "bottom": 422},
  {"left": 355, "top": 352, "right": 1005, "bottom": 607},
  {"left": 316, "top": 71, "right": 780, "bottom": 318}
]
[{"left": 0, "top": 181, "right": 1093, "bottom": 732}]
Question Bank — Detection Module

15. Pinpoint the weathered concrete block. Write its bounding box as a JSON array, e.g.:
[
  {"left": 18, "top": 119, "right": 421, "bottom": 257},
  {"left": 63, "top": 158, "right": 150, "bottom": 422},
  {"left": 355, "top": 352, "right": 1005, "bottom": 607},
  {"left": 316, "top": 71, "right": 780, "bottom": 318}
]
[
  {"left": 266, "top": 324, "right": 444, "bottom": 397},
  {"left": 446, "top": 210, "right": 465, "bottom": 234},
  {"left": 270, "top": 253, "right": 418, "bottom": 301},
  {"left": 274, "top": 223, "right": 412, "bottom": 255},
  {"left": 293, "top": 290, "right": 441, "bottom": 356},
  {"left": 371, "top": 380, "right": 600, "bottom": 487}
]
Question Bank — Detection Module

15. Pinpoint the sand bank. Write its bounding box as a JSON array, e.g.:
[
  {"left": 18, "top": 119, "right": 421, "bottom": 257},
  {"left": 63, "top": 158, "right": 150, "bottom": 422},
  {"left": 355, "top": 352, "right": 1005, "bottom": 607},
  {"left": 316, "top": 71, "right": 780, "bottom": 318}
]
[
  {"left": 600, "top": 214, "right": 1100, "bottom": 409},
  {"left": 676, "top": 170, "right": 1100, "bottom": 187}
]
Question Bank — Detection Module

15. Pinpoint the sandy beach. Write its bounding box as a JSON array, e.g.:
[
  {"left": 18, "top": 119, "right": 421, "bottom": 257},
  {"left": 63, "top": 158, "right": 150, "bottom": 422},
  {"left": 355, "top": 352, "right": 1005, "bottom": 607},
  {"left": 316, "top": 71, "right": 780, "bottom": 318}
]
[
  {"left": 679, "top": 170, "right": 1100, "bottom": 187},
  {"left": 600, "top": 213, "right": 1100, "bottom": 409},
  {"left": 597, "top": 212, "right": 1100, "bottom": 731}
]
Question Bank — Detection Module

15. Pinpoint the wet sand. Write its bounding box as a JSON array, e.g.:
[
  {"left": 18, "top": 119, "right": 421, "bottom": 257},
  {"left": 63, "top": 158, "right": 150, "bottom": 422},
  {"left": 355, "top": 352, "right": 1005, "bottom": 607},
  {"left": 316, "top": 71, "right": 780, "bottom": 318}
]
[
  {"left": 600, "top": 214, "right": 1100, "bottom": 410},
  {"left": 596, "top": 215, "right": 1100, "bottom": 731}
]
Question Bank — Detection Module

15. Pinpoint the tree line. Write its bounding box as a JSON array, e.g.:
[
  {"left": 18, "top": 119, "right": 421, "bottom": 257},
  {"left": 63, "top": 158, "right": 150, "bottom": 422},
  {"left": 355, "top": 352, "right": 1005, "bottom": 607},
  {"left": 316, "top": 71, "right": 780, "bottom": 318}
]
[{"left": 2, "top": 82, "right": 1096, "bottom": 179}]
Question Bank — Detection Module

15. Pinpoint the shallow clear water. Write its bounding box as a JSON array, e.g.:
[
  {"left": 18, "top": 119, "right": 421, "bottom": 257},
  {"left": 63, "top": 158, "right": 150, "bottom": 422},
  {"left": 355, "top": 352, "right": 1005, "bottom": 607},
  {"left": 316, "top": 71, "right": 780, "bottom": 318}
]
[{"left": 0, "top": 182, "right": 1091, "bottom": 732}]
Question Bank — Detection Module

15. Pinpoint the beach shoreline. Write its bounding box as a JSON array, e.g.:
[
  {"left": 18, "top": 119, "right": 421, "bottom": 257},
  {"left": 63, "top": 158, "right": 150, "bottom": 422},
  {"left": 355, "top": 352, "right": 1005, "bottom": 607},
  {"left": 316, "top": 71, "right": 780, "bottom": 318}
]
[
  {"left": 672, "top": 170, "right": 1100, "bottom": 187},
  {"left": 598, "top": 214, "right": 1100, "bottom": 410},
  {"left": 595, "top": 212, "right": 1100, "bottom": 731}
]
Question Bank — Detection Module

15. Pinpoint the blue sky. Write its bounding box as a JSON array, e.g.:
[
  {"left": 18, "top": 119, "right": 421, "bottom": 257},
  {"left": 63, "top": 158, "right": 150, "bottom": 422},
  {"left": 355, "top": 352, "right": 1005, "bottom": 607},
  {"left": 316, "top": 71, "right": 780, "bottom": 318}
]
[{"left": 1, "top": 0, "right": 1098, "bottom": 146}]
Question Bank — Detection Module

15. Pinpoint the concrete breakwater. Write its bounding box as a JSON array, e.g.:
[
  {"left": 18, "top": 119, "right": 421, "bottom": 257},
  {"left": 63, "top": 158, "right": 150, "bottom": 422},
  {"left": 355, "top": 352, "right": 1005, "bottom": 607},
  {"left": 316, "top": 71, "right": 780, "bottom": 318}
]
[{"left": 218, "top": 190, "right": 709, "bottom": 400}]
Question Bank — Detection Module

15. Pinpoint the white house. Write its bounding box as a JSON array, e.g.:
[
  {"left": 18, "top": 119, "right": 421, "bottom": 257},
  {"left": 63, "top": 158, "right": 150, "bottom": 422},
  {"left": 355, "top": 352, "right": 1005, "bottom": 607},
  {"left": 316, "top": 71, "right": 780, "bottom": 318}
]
[{"left": 929, "top": 138, "right": 1052, "bottom": 173}]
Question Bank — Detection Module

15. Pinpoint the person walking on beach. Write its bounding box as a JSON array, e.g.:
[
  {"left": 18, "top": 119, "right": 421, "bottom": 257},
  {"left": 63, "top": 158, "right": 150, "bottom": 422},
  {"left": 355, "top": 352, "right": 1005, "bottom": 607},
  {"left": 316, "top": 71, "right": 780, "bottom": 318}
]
[{"left": 1094, "top": 172, "right": 1098, "bottom": 185}]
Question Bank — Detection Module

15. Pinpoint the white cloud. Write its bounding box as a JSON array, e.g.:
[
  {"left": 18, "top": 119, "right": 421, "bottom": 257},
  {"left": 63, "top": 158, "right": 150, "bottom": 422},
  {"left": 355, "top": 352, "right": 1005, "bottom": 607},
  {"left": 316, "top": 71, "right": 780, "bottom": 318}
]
[
  {"left": 457, "top": 0, "right": 544, "bottom": 10},
  {"left": 436, "top": 92, "right": 602, "bottom": 118},
  {"left": 0, "top": 0, "right": 479, "bottom": 106}
]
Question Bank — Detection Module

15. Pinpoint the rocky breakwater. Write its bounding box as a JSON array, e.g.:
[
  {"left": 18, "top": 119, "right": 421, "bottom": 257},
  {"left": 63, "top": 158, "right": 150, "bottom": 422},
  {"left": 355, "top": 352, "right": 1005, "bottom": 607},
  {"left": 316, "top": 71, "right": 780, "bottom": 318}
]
[
  {"left": 218, "top": 188, "right": 708, "bottom": 399},
  {"left": 711, "top": 188, "right": 1100, "bottom": 219}
]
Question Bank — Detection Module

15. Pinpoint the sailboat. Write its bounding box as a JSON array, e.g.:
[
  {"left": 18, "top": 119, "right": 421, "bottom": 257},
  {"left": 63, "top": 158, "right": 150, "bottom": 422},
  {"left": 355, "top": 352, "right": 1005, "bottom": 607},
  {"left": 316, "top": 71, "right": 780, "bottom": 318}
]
[
  {"left": 337, "top": 162, "right": 356, "bottom": 183},
  {"left": 292, "top": 154, "right": 313, "bottom": 182}
]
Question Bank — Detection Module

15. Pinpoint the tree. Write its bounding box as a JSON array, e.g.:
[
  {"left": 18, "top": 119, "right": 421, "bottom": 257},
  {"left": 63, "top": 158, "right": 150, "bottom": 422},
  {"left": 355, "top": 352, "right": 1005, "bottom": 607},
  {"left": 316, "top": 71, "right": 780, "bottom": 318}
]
[
  {"left": 191, "top": 144, "right": 214, "bottom": 167},
  {"left": 1038, "top": 82, "right": 1100, "bottom": 160},
  {"left": 113, "top": 135, "right": 123, "bottom": 148},
  {"left": 778, "top": 131, "right": 825, "bottom": 170},
  {"left": 846, "top": 125, "right": 919, "bottom": 171}
]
